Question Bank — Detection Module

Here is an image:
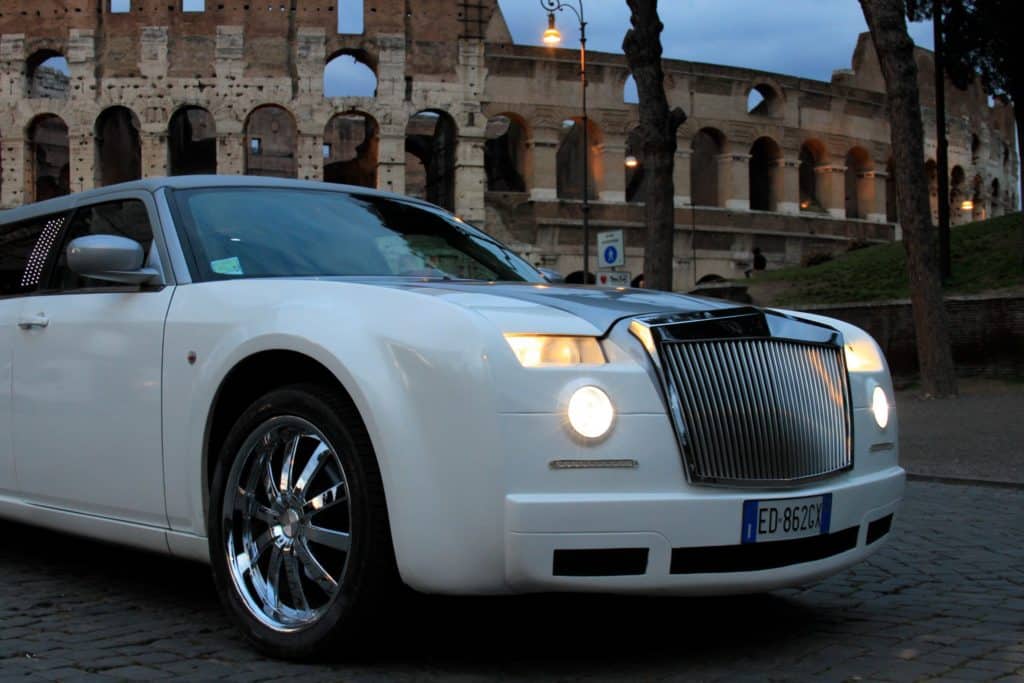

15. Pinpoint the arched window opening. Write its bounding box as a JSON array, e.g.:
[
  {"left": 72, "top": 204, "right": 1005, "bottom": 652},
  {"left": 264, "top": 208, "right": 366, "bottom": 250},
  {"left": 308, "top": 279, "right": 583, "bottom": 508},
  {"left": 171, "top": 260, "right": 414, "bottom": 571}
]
[
  {"left": 95, "top": 107, "right": 141, "bottom": 187},
  {"left": 798, "top": 140, "right": 826, "bottom": 213},
  {"left": 885, "top": 159, "right": 898, "bottom": 223},
  {"left": 971, "top": 134, "right": 981, "bottom": 165},
  {"left": 27, "top": 51, "right": 70, "bottom": 100},
  {"left": 169, "top": 107, "right": 216, "bottom": 176},
  {"left": 623, "top": 75, "right": 639, "bottom": 105},
  {"left": 324, "top": 52, "right": 376, "bottom": 98},
  {"left": 183, "top": 0, "right": 205, "bottom": 11},
  {"left": 324, "top": 112, "right": 378, "bottom": 188},
  {"left": 690, "top": 128, "right": 725, "bottom": 207},
  {"left": 110, "top": 0, "right": 130, "bottom": 12},
  {"left": 844, "top": 146, "right": 872, "bottom": 219},
  {"left": 950, "top": 165, "right": 966, "bottom": 224},
  {"left": 244, "top": 106, "right": 297, "bottom": 178},
  {"left": 749, "top": 137, "right": 782, "bottom": 211},
  {"left": 405, "top": 110, "right": 457, "bottom": 210},
  {"left": 484, "top": 114, "right": 527, "bottom": 193},
  {"left": 746, "top": 84, "right": 779, "bottom": 116},
  {"left": 556, "top": 117, "right": 601, "bottom": 201},
  {"left": 991, "top": 178, "right": 1001, "bottom": 216},
  {"left": 625, "top": 127, "right": 647, "bottom": 204},
  {"left": 971, "top": 174, "right": 984, "bottom": 221},
  {"left": 925, "top": 159, "right": 938, "bottom": 224},
  {"left": 27, "top": 115, "right": 70, "bottom": 202}
]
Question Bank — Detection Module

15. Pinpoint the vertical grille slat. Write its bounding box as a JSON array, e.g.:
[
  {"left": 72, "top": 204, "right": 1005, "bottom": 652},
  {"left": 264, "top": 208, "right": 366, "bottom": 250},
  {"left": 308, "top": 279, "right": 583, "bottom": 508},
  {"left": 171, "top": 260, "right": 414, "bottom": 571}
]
[{"left": 658, "top": 338, "right": 852, "bottom": 485}]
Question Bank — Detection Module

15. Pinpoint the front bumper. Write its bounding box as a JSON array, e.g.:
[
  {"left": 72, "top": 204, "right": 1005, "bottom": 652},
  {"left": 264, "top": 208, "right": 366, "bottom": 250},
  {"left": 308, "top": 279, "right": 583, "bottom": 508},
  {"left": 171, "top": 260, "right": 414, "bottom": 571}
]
[{"left": 505, "top": 465, "right": 904, "bottom": 594}]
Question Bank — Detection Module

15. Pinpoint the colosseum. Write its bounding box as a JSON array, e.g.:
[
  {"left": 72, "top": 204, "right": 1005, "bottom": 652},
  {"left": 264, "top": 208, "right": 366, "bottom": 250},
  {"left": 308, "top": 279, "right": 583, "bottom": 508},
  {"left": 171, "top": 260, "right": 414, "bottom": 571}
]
[{"left": 0, "top": 0, "right": 1018, "bottom": 288}]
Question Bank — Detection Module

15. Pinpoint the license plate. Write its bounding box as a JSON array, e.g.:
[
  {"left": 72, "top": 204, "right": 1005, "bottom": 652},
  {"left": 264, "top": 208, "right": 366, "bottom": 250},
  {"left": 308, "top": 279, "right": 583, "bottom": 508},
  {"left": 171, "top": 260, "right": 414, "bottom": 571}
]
[{"left": 741, "top": 494, "right": 832, "bottom": 544}]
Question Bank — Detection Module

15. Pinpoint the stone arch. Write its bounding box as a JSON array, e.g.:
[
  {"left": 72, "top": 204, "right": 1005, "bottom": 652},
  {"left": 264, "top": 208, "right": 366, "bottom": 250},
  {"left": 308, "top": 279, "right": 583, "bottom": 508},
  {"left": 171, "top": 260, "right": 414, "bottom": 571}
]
[
  {"left": 925, "top": 158, "right": 938, "bottom": 224},
  {"left": 625, "top": 125, "right": 647, "bottom": 204},
  {"left": 747, "top": 83, "right": 780, "bottom": 116},
  {"left": 991, "top": 177, "right": 1001, "bottom": 216},
  {"left": 168, "top": 106, "right": 217, "bottom": 176},
  {"left": 405, "top": 109, "right": 457, "bottom": 210},
  {"left": 623, "top": 75, "right": 639, "bottom": 105},
  {"left": 556, "top": 117, "right": 601, "bottom": 201},
  {"left": 971, "top": 173, "right": 984, "bottom": 220},
  {"left": 324, "top": 50, "right": 377, "bottom": 98},
  {"left": 26, "top": 114, "right": 70, "bottom": 202},
  {"left": 244, "top": 105, "right": 298, "bottom": 178},
  {"left": 323, "top": 111, "right": 378, "bottom": 188},
  {"left": 95, "top": 106, "right": 141, "bottom": 187},
  {"left": 799, "top": 139, "right": 827, "bottom": 212},
  {"left": 886, "top": 159, "right": 898, "bottom": 223},
  {"left": 484, "top": 113, "right": 527, "bottom": 193},
  {"left": 691, "top": 127, "right": 725, "bottom": 207},
  {"left": 844, "top": 146, "right": 872, "bottom": 219},
  {"left": 971, "top": 134, "right": 981, "bottom": 165},
  {"left": 749, "top": 136, "right": 782, "bottom": 211},
  {"left": 950, "top": 165, "right": 966, "bottom": 223},
  {"left": 26, "top": 50, "right": 70, "bottom": 100}
]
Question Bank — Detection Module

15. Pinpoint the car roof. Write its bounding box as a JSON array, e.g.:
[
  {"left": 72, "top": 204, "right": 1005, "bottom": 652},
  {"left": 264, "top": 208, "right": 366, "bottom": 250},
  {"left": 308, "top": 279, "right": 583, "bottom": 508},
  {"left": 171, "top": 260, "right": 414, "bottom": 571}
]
[{"left": 0, "top": 176, "right": 433, "bottom": 225}]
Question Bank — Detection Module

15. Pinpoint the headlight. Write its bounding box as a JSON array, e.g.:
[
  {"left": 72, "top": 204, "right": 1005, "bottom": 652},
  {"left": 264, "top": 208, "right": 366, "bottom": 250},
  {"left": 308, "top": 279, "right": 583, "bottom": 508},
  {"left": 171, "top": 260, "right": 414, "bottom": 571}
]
[
  {"left": 504, "top": 334, "right": 605, "bottom": 367},
  {"left": 844, "top": 338, "right": 884, "bottom": 373},
  {"left": 567, "top": 386, "right": 615, "bottom": 439},
  {"left": 871, "top": 385, "right": 890, "bottom": 429}
]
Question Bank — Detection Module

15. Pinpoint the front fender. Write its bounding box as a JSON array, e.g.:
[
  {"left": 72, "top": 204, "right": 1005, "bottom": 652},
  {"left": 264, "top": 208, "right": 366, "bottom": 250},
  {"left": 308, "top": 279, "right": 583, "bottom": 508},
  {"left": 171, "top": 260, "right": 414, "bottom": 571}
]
[{"left": 162, "top": 279, "right": 511, "bottom": 589}]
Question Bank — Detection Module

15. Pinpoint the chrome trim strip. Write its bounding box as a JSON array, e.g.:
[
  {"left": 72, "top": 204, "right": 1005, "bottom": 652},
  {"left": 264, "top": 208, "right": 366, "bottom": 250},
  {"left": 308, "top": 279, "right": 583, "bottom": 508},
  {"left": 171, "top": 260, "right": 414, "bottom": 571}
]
[{"left": 549, "top": 459, "right": 639, "bottom": 470}]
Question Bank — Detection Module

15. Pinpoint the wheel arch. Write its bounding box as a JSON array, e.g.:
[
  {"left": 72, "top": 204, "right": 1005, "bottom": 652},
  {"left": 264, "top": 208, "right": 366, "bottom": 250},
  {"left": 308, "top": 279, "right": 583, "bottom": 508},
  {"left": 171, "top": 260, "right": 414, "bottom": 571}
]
[{"left": 201, "top": 349, "right": 370, "bottom": 534}]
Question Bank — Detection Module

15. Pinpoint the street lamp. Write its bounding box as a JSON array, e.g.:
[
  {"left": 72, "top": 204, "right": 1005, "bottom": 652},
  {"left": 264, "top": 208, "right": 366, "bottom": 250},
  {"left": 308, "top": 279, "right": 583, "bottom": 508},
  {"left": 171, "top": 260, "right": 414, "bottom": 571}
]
[
  {"left": 540, "top": 0, "right": 591, "bottom": 282},
  {"left": 624, "top": 155, "right": 639, "bottom": 169}
]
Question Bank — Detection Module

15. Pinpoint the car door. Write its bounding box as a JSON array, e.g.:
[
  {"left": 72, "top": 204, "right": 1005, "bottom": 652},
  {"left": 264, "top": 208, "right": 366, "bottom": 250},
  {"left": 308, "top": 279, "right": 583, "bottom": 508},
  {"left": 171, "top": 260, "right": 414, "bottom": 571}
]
[{"left": 11, "top": 195, "right": 174, "bottom": 528}]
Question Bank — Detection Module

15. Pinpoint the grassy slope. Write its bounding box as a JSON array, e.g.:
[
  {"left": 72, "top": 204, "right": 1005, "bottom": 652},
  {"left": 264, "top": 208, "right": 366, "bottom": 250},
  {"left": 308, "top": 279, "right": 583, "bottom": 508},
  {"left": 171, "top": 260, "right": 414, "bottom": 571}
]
[{"left": 746, "top": 212, "right": 1023, "bottom": 306}]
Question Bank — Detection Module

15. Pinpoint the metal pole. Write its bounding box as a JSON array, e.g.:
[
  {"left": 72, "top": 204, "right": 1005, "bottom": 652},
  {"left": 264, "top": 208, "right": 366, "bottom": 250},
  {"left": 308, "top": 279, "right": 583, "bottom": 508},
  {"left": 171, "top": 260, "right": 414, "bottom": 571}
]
[
  {"left": 579, "top": 10, "right": 590, "bottom": 283},
  {"left": 933, "top": 0, "right": 951, "bottom": 281}
]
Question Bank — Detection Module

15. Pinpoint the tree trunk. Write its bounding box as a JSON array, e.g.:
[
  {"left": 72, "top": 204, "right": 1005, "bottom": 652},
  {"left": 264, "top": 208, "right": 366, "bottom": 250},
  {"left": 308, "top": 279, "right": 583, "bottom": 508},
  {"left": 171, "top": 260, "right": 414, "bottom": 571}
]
[
  {"left": 860, "top": 0, "right": 957, "bottom": 397},
  {"left": 622, "top": 0, "right": 686, "bottom": 292}
]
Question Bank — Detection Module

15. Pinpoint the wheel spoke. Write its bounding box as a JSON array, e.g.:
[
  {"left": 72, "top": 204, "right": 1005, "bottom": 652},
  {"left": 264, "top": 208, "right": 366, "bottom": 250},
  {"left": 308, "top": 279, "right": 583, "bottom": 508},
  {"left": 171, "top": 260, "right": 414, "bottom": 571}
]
[
  {"left": 296, "top": 539, "right": 339, "bottom": 595},
  {"left": 263, "top": 458, "right": 279, "bottom": 504},
  {"left": 304, "top": 481, "right": 347, "bottom": 513},
  {"left": 265, "top": 546, "right": 284, "bottom": 616},
  {"left": 252, "top": 504, "right": 276, "bottom": 525},
  {"left": 279, "top": 433, "right": 301, "bottom": 493},
  {"left": 305, "top": 525, "right": 351, "bottom": 553},
  {"left": 250, "top": 528, "right": 276, "bottom": 564},
  {"left": 293, "top": 441, "right": 332, "bottom": 494},
  {"left": 284, "top": 551, "right": 310, "bottom": 612}
]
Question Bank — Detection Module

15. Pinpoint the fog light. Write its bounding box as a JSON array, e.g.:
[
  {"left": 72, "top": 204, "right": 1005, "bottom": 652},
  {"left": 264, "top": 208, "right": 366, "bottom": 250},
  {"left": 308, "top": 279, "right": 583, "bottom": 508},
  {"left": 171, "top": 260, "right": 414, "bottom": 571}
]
[
  {"left": 871, "top": 386, "right": 890, "bottom": 429},
  {"left": 567, "top": 386, "right": 615, "bottom": 440}
]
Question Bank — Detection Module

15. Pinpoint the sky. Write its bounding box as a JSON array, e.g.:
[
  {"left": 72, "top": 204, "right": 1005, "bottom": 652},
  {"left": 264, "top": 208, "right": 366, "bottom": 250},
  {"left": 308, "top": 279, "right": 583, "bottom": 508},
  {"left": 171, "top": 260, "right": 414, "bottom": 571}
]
[{"left": 496, "top": 0, "right": 934, "bottom": 84}]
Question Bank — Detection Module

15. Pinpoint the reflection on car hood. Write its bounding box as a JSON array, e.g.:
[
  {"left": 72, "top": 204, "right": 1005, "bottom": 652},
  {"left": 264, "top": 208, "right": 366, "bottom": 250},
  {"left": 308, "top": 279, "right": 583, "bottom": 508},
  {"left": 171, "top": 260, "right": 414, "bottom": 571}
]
[{"left": 333, "top": 278, "right": 737, "bottom": 335}]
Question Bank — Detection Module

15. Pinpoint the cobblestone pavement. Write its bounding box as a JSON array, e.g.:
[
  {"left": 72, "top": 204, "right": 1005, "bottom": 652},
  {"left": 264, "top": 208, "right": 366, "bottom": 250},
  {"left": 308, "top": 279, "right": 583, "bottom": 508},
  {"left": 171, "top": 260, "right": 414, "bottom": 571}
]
[{"left": 0, "top": 481, "right": 1022, "bottom": 681}]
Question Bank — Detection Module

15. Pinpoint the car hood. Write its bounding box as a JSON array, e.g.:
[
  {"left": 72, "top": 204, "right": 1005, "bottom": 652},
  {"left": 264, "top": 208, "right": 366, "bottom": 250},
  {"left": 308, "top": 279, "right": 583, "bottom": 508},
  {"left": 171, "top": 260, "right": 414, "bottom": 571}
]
[{"left": 329, "top": 278, "right": 737, "bottom": 336}]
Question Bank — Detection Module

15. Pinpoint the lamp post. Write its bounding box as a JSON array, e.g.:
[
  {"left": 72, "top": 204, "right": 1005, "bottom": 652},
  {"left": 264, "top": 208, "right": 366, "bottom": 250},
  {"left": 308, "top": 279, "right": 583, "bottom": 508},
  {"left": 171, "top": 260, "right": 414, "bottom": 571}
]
[{"left": 540, "top": 0, "right": 591, "bottom": 282}]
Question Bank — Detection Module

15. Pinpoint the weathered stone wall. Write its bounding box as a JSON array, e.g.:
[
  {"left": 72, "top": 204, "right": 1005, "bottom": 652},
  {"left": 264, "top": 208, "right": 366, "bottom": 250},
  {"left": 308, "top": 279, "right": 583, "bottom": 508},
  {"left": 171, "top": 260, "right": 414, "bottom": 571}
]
[
  {"left": 0, "top": 1, "right": 1018, "bottom": 289},
  {"left": 800, "top": 295, "right": 1024, "bottom": 378}
]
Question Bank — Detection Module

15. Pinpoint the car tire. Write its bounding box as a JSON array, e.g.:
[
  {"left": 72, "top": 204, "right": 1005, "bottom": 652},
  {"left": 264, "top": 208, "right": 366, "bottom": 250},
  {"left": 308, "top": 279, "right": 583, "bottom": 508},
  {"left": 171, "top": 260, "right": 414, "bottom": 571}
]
[{"left": 208, "top": 383, "right": 396, "bottom": 660}]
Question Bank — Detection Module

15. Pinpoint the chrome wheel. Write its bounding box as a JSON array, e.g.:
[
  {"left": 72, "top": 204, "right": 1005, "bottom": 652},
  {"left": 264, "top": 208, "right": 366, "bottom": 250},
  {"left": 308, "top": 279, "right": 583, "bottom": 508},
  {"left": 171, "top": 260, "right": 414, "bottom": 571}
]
[{"left": 222, "top": 415, "right": 353, "bottom": 632}]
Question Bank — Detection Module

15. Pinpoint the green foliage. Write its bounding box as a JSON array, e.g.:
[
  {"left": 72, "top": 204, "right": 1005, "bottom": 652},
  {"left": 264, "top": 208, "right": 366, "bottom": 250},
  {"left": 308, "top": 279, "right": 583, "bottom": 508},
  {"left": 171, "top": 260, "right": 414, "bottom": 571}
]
[{"left": 749, "top": 213, "right": 1023, "bottom": 306}]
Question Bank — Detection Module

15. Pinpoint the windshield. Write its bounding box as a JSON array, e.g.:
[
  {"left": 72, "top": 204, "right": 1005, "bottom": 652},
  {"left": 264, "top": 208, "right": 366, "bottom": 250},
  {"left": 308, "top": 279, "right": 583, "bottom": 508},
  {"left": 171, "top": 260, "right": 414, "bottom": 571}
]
[{"left": 170, "top": 187, "right": 543, "bottom": 283}]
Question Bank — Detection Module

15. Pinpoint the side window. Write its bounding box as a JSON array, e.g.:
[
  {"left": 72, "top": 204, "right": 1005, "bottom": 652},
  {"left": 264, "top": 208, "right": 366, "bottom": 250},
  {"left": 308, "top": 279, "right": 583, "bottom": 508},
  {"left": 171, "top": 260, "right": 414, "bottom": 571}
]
[
  {"left": 0, "top": 213, "right": 69, "bottom": 297},
  {"left": 49, "top": 199, "right": 155, "bottom": 291}
]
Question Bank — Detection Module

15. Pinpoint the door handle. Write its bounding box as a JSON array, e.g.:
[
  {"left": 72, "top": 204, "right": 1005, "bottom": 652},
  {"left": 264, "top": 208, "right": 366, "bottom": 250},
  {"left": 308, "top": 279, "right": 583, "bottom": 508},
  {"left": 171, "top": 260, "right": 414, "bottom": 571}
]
[{"left": 17, "top": 314, "right": 49, "bottom": 330}]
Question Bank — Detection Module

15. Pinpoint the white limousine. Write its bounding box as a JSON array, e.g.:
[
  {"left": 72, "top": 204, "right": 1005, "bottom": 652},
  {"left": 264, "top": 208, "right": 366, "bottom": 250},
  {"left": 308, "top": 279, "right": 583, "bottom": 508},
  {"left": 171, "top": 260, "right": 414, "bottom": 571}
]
[{"left": 0, "top": 177, "right": 904, "bottom": 658}]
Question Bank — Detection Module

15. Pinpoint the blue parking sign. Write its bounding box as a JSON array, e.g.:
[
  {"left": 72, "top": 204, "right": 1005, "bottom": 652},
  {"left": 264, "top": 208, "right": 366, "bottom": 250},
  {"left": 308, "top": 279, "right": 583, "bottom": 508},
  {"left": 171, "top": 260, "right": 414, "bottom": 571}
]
[{"left": 604, "top": 245, "right": 618, "bottom": 265}]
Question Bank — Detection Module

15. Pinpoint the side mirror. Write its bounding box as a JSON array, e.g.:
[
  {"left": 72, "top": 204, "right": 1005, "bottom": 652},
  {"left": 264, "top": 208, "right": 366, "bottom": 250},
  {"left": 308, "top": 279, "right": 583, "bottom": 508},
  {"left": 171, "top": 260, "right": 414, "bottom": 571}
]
[
  {"left": 66, "top": 234, "right": 160, "bottom": 285},
  {"left": 538, "top": 267, "right": 564, "bottom": 284}
]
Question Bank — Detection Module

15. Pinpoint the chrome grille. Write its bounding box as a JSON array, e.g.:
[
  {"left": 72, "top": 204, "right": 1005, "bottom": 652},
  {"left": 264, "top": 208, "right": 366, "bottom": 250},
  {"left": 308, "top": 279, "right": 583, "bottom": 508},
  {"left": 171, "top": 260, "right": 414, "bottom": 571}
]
[{"left": 660, "top": 339, "right": 852, "bottom": 485}]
